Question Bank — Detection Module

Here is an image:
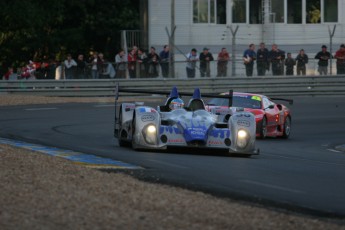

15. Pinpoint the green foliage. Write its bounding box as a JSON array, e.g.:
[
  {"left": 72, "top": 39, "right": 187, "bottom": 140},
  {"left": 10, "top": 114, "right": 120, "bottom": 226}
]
[{"left": 0, "top": 0, "right": 139, "bottom": 70}]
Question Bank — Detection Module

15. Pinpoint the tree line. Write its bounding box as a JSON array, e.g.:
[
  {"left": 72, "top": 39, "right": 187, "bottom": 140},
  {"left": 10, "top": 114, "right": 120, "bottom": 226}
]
[{"left": 0, "top": 0, "right": 139, "bottom": 74}]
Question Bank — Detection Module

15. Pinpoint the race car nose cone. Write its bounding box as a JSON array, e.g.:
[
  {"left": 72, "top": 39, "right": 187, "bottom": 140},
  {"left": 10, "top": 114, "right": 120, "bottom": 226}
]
[{"left": 184, "top": 127, "right": 208, "bottom": 143}]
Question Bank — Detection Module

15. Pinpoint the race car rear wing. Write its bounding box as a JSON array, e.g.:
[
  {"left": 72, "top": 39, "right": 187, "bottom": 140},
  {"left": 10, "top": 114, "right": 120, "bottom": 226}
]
[
  {"left": 114, "top": 83, "right": 293, "bottom": 106},
  {"left": 114, "top": 83, "right": 234, "bottom": 107}
]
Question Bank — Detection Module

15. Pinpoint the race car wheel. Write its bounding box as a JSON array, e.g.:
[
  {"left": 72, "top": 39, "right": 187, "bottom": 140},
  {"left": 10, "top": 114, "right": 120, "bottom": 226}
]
[
  {"left": 282, "top": 116, "right": 291, "bottom": 139},
  {"left": 259, "top": 117, "right": 267, "bottom": 139},
  {"left": 118, "top": 110, "right": 128, "bottom": 147},
  {"left": 131, "top": 113, "right": 139, "bottom": 150}
]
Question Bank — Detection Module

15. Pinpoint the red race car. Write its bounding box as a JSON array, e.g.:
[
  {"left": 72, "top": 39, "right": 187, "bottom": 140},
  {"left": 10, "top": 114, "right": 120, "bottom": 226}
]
[{"left": 206, "top": 92, "right": 292, "bottom": 139}]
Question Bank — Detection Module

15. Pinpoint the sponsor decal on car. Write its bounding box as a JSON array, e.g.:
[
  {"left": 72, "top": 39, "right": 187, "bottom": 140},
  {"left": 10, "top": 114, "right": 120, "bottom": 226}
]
[
  {"left": 251, "top": 95, "right": 262, "bottom": 101},
  {"left": 168, "top": 139, "right": 185, "bottom": 143},
  {"left": 209, "top": 129, "right": 230, "bottom": 138},
  {"left": 141, "top": 114, "right": 155, "bottom": 122},
  {"left": 208, "top": 140, "right": 224, "bottom": 146},
  {"left": 139, "top": 108, "right": 156, "bottom": 113},
  {"left": 188, "top": 127, "right": 206, "bottom": 136},
  {"left": 236, "top": 113, "right": 251, "bottom": 118},
  {"left": 237, "top": 120, "right": 250, "bottom": 127},
  {"left": 125, "top": 105, "right": 135, "bottom": 111},
  {"left": 160, "top": 126, "right": 181, "bottom": 134},
  {"left": 211, "top": 108, "right": 228, "bottom": 114}
]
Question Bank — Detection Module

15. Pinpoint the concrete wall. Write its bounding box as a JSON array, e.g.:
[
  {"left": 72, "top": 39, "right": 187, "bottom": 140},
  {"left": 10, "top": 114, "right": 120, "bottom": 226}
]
[{"left": 148, "top": 0, "right": 345, "bottom": 50}]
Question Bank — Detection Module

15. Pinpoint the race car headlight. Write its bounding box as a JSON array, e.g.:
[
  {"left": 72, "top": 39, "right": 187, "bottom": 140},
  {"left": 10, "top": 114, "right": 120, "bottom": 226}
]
[
  {"left": 238, "top": 130, "right": 247, "bottom": 139},
  {"left": 147, "top": 125, "right": 156, "bottom": 134},
  {"left": 142, "top": 124, "right": 157, "bottom": 145},
  {"left": 237, "top": 129, "right": 249, "bottom": 149}
]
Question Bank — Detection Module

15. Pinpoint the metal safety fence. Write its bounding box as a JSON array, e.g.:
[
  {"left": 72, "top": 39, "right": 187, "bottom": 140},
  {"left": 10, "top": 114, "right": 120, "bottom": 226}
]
[{"left": 1, "top": 75, "right": 345, "bottom": 97}]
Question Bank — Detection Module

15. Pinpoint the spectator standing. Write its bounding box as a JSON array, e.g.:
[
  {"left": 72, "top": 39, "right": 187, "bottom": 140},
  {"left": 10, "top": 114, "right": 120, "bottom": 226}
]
[
  {"left": 147, "top": 47, "right": 160, "bottom": 78},
  {"left": 334, "top": 44, "right": 345, "bottom": 75},
  {"left": 137, "top": 48, "right": 148, "bottom": 78},
  {"left": 295, "top": 49, "right": 309, "bottom": 75},
  {"left": 315, "top": 45, "right": 331, "bottom": 75},
  {"left": 243, "top": 44, "right": 257, "bottom": 77},
  {"left": 217, "top": 48, "right": 230, "bottom": 77},
  {"left": 76, "top": 54, "right": 87, "bottom": 79},
  {"left": 64, "top": 54, "right": 77, "bottom": 79},
  {"left": 21, "top": 61, "right": 36, "bottom": 79},
  {"left": 3, "top": 66, "right": 14, "bottom": 80},
  {"left": 40, "top": 58, "right": 50, "bottom": 79},
  {"left": 269, "top": 44, "right": 285, "bottom": 76},
  {"left": 186, "top": 48, "right": 199, "bottom": 78},
  {"left": 33, "top": 60, "right": 44, "bottom": 79},
  {"left": 284, "top": 53, "right": 296, "bottom": 75},
  {"left": 90, "top": 52, "right": 100, "bottom": 79},
  {"left": 256, "top": 42, "right": 269, "bottom": 76},
  {"left": 98, "top": 53, "right": 106, "bottom": 77},
  {"left": 159, "top": 45, "right": 170, "bottom": 78},
  {"left": 199, "top": 47, "right": 214, "bottom": 77},
  {"left": 128, "top": 49, "right": 137, "bottom": 78},
  {"left": 132, "top": 45, "right": 138, "bottom": 55},
  {"left": 45, "top": 58, "right": 57, "bottom": 79},
  {"left": 115, "top": 49, "right": 127, "bottom": 78},
  {"left": 101, "top": 59, "right": 116, "bottom": 78},
  {"left": 55, "top": 61, "right": 63, "bottom": 80}
]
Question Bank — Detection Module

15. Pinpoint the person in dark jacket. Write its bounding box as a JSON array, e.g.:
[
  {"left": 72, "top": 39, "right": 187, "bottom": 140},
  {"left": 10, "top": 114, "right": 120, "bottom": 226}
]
[
  {"left": 137, "top": 48, "right": 148, "bottom": 78},
  {"left": 243, "top": 44, "right": 257, "bottom": 77},
  {"left": 76, "top": 54, "right": 87, "bottom": 79},
  {"left": 285, "top": 53, "right": 296, "bottom": 75},
  {"left": 147, "top": 47, "right": 160, "bottom": 78},
  {"left": 199, "top": 47, "right": 214, "bottom": 77},
  {"left": 269, "top": 44, "right": 285, "bottom": 76},
  {"left": 256, "top": 42, "right": 269, "bottom": 76},
  {"left": 159, "top": 45, "right": 170, "bottom": 78},
  {"left": 315, "top": 45, "right": 331, "bottom": 75},
  {"left": 295, "top": 49, "right": 309, "bottom": 75}
]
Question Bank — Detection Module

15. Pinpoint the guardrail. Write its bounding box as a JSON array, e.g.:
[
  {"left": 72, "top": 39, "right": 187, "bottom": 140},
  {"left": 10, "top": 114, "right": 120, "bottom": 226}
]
[{"left": 1, "top": 75, "right": 345, "bottom": 97}]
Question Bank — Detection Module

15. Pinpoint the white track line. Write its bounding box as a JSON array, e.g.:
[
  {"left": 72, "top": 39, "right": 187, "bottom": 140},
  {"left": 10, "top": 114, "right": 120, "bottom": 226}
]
[
  {"left": 327, "top": 149, "right": 341, "bottom": 153},
  {"left": 25, "top": 108, "right": 57, "bottom": 111},
  {"left": 241, "top": 180, "right": 305, "bottom": 194}
]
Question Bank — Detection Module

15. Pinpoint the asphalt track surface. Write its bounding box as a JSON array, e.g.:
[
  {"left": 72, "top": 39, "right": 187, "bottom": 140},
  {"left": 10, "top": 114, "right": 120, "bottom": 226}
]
[{"left": 1, "top": 96, "right": 345, "bottom": 217}]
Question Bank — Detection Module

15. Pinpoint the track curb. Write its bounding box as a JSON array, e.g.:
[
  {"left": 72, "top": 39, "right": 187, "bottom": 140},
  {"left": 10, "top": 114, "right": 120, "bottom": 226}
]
[{"left": 0, "top": 137, "right": 142, "bottom": 170}]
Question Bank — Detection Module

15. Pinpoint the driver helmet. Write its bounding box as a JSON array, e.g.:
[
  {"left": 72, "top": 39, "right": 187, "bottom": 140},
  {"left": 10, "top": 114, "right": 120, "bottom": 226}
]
[{"left": 169, "top": 98, "right": 184, "bottom": 110}]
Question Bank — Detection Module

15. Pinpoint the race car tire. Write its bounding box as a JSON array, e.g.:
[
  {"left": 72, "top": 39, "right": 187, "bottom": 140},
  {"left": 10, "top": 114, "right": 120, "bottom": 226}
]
[
  {"left": 259, "top": 116, "right": 267, "bottom": 139},
  {"left": 118, "top": 110, "right": 128, "bottom": 147},
  {"left": 118, "top": 138, "right": 127, "bottom": 147},
  {"left": 131, "top": 112, "right": 139, "bottom": 150},
  {"left": 282, "top": 116, "right": 291, "bottom": 139}
]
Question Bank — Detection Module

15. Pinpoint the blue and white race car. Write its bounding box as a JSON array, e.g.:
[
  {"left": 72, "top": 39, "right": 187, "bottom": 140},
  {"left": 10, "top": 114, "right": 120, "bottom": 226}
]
[{"left": 114, "top": 87, "right": 259, "bottom": 156}]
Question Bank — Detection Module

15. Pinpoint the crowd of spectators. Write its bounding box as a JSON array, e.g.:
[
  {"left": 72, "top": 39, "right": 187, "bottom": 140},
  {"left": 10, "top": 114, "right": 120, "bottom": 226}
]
[
  {"left": 2, "top": 43, "right": 345, "bottom": 80},
  {"left": 240, "top": 43, "right": 343, "bottom": 77},
  {"left": 0, "top": 45, "right": 166, "bottom": 80}
]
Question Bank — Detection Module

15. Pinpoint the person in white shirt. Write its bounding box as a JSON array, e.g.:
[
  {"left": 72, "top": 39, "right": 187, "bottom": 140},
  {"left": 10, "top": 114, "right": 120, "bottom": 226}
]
[
  {"left": 115, "top": 49, "right": 127, "bottom": 78},
  {"left": 64, "top": 54, "right": 77, "bottom": 79},
  {"left": 186, "top": 48, "right": 199, "bottom": 78}
]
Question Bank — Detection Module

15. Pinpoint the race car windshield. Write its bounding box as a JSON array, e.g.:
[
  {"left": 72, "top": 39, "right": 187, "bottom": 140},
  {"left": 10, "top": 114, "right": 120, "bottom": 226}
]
[
  {"left": 208, "top": 96, "right": 262, "bottom": 109},
  {"left": 170, "top": 108, "right": 187, "bottom": 115},
  {"left": 193, "top": 109, "right": 210, "bottom": 116}
]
